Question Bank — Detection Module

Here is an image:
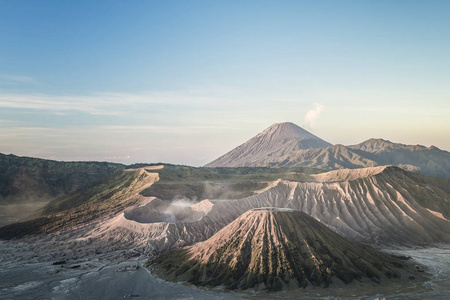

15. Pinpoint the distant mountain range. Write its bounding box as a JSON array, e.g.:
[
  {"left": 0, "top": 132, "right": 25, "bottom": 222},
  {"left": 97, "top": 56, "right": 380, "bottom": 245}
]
[{"left": 205, "top": 122, "right": 450, "bottom": 180}]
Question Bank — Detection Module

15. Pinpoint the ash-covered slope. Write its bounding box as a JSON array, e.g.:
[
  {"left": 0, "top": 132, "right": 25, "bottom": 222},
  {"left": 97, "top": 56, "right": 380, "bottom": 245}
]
[
  {"left": 205, "top": 122, "right": 331, "bottom": 167},
  {"left": 152, "top": 208, "right": 409, "bottom": 291},
  {"left": 102, "top": 166, "right": 450, "bottom": 253},
  {"left": 201, "top": 166, "right": 450, "bottom": 245}
]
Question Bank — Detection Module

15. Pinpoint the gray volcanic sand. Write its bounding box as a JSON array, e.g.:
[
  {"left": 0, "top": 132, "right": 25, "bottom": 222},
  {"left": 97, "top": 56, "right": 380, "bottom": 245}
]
[
  {"left": 0, "top": 239, "right": 449, "bottom": 300},
  {"left": 0, "top": 241, "right": 242, "bottom": 300}
]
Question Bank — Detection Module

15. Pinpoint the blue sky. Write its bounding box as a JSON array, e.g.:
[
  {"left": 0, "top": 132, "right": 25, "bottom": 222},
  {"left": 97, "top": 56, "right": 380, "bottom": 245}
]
[{"left": 1, "top": 0, "right": 449, "bottom": 165}]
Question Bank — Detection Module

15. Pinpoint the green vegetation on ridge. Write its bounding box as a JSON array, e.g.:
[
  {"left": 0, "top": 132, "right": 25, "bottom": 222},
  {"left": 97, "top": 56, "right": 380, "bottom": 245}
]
[
  {"left": 140, "top": 165, "right": 324, "bottom": 200},
  {"left": 0, "top": 169, "right": 156, "bottom": 239},
  {"left": 0, "top": 153, "right": 125, "bottom": 226},
  {"left": 0, "top": 153, "right": 125, "bottom": 204},
  {"left": 0, "top": 164, "right": 325, "bottom": 238}
]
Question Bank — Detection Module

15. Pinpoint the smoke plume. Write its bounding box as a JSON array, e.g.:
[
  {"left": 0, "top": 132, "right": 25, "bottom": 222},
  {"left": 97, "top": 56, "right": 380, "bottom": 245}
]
[{"left": 304, "top": 103, "right": 325, "bottom": 128}]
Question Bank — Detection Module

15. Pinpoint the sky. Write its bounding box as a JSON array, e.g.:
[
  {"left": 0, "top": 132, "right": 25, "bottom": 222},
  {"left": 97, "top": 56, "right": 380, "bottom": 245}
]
[{"left": 1, "top": 0, "right": 449, "bottom": 166}]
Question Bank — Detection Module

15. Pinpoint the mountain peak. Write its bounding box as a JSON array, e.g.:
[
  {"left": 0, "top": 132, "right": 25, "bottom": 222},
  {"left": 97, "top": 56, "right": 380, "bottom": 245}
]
[
  {"left": 258, "top": 122, "right": 324, "bottom": 141},
  {"left": 360, "top": 138, "right": 393, "bottom": 146},
  {"left": 204, "top": 122, "right": 332, "bottom": 167},
  {"left": 350, "top": 138, "right": 428, "bottom": 153}
]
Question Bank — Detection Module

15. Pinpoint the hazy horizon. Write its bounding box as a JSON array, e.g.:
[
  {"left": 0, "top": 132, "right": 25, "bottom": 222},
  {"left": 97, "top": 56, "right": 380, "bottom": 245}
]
[{"left": 1, "top": 1, "right": 449, "bottom": 165}]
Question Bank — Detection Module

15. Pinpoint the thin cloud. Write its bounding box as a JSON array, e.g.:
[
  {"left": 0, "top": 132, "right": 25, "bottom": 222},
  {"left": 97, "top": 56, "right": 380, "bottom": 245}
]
[
  {"left": 0, "top": 90, "right": 244, "bottom": 115},
  {"left": 0, "top": 119, "right": 22, "bottom": 125},
  {"left": 0, "top": 74, "right": 37, "bottom": 85},
  {"left": 304, "top": 103, "right": 325, "bottom": 128},
  {"left": 104, "top": 155, "right": 131, "bottom": 160},
  {"left": 97, "top": 124, "right": 230, "bottom": 133},
  {"left": 0, "top": 124, "right": 230, "bottom": 137},
  {"left": 0, "top": 93, "right": 135, "bottom": 114}
]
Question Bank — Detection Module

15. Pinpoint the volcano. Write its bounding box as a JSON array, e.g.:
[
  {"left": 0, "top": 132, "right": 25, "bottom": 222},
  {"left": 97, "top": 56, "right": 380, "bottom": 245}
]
[
  {"left": 204, "top": 122, "right": 332, "bottom": 167},
  {"left": 152, "top": 208, "right": 409, "bottom": 291}
]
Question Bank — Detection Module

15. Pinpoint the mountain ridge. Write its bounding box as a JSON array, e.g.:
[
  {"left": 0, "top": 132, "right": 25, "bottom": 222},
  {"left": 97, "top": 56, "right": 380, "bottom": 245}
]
[
  {"left": 349, "top": 138, "right": 443, "bottom": 153},
  {"left": 0, "top": 167, "right": 159, "bottom": 239},
  {"left": 0, "top": 153, "right": 126, "bottom": 226}
]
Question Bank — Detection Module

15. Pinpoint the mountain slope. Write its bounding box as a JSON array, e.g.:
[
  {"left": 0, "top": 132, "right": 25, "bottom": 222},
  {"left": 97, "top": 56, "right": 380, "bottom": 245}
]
[
  {"left": 205, "top": 122, "right": 332, "bottom": 167},
  {"left": 349, "top": 139, "right": 450, "bottom": 179},
  {"left": 0, "top": 153, "right": 125, "bottom": 204},
  {"left": 200, "top": 166, "right": 450, "bottom": 245},
  {"left": 152, "top": 208, "right": 410, "bottom": 291},
  {"left": 0, "top": 153, "right": 126, "bottom": 226},
  {"left": 253, "top": 144, "right": 379, "bottom": 169},
  {"left": 100, "top": 166, "right": 450, "bottom": 252},
  {"left": 0, "top": 167, "right": 159, "bottom": 239}
]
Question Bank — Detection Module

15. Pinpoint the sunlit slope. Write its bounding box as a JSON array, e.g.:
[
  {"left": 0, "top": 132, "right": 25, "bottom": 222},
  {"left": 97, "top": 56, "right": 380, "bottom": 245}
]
[
  {"left": 204, "top": 166, "right": 450, "bottom": 245},
  {"left": 77, "top": 165, "right": 326, "bottom": 251},
  {"left": 125, "top": 166, "right": 450, "bottom": 249},
  {"left": 0, "top": 168, "right": 159, "bottom": 239},
  {"left": 153, "top": 209, "right": 410, "bottom": 291}
]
